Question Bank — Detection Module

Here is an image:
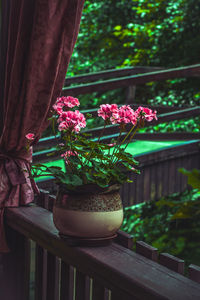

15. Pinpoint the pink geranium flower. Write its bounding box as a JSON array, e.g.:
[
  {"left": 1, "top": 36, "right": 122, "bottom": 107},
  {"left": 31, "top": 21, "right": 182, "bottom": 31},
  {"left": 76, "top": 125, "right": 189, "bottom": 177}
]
[
  {"left": 98, "top": 104, "right": 118, "bottom": 120},
  {"left": 55, "top": 96, "right": 79, "bottom": 108},
  {"left": 111, "top": 105, "right": 137, "bottom": 125},
  {"left": 61, "top": 150, "right": 78, "bottom": 159},
  {"left": 52, "top": 103, "right": 63, "bottom": 115},
  {"left": 58, "top": 110, "right": 86, "bottom": 133},
  {"left": 63, "top": 96, "right": 80, "bottom": 108},
  {"left": 135, "top": 106, "right": 157, "bottom": 122},
  {"left": 53, "top": 96, "right": 80, "bottom": 115},
  {"left": 26, "top": 133, "right": 35, "bottom": 141}
]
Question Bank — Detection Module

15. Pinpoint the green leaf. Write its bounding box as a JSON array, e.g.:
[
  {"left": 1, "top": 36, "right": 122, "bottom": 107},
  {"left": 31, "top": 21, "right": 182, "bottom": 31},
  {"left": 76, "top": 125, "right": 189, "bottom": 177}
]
[
  {"left": 179, "top": 168, "right": 200, "bottom": 190},
  {"left": 171, "top": 210, "right": 193, "bottom": 220},
  {"left": 114, "top": 151, "right": 139, "bottom": 165},
  {"left": 60, "top": 174, "right": 83, "bottom": 187}
]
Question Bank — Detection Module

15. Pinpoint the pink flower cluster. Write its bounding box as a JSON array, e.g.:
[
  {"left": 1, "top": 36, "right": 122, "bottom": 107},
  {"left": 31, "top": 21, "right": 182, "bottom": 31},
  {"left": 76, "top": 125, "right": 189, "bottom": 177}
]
[
  {"left": 135, "top": 106, "right": 157, "bottom": 122},
  {"left": 111, "top": 105, "right": 137, "bottom": 125},
  {"left": 26, "top": 133, "right": 35, "bottom": 141},
  {"left": 58, "top": 110, "right": 86, "bottom": 133},
  {"left": 53, "top": 96, "right": 80, "bottom": 115},
  {"left": 61, "top": 151, "right": 78, "bottom": 159},
  {"left": 98, "top": 104, "right": 157, "bottom": 125},
  {"left": 52, "top": 96, "right": 85, "bottom": 133},
  {"left": 97, "top": 104, "right": 118, "bottom": 120}
]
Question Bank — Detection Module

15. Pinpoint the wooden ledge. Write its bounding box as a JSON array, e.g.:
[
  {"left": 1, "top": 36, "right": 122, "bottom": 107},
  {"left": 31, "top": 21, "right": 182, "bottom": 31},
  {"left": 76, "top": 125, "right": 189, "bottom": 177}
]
[{"left": 5, "top": 206, "right": 200, "bottom": 300}]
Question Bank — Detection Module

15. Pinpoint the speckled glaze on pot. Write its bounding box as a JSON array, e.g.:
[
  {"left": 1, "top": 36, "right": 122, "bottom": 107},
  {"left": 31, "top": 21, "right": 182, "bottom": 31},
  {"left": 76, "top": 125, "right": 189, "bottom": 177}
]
[{"left": 53, "top": 185, "right": 124, "bottom": 238}]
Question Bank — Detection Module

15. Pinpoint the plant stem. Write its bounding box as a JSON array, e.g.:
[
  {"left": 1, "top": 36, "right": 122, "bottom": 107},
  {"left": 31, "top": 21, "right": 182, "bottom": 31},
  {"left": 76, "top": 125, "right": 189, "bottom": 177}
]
[
  {"left": 83, "top": 121, "right": 107, "bottom": 166},
  {"left": 123, "top": 125, "right": 139, "bottom": 151},
  {"left": 112, "top": 125, "right": 138, "bottom": 165},
  {"left": 110, "top": 129, "right": 122, "bottom": 162},
  {"left": 98, "top": 121, "right": 106, "bottom": 143},
  {"left": 111, "top": 124, "right": 136, "bottom": 164}
]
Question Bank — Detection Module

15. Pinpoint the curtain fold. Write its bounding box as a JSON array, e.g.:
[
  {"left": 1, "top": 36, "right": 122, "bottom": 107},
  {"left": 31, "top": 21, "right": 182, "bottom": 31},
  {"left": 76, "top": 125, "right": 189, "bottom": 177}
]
[{"left": 0, "top": 0, "right": 84, "bottom": 252}]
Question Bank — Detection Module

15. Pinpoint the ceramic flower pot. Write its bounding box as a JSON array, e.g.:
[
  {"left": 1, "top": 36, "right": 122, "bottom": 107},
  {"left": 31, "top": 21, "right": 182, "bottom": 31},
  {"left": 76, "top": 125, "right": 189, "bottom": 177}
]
[{"left": 53, "top": 184, "right": 123, "bottom": 239}]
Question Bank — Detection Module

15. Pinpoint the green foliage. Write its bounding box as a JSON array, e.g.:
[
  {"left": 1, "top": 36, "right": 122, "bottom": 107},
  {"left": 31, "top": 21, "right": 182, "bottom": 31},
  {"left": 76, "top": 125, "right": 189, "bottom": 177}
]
[
  {"left": 70, "top": 0, "right": 200, "bottom": 74},
  {"left": 121, "top": 188, "right": 200, "bottom": 267},
  {"left": 112, "top": 0, "right": 200, "bottom": 68},
  {"left": 121, "top": 167, "right": 200, "bottom": 267},
  {"left": 67, "top": 0, "right": 200, "bottom": 112},
  {"left": 179, "top": 168, "right": 200, "bottom": 190},
  {"left": 33, "top": 130, "right": 140, "bottom": 191},
  {"left": 68, "top": 1, "right": 135, "bottom": 75},
  {"left": 140, "top": 116, "right": 200, "bottom": 133}
]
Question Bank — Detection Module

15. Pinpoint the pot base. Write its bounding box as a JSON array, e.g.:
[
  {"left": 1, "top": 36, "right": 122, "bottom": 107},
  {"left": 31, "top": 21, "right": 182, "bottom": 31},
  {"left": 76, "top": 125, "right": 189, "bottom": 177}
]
[
  {"left": 53, "top": 207, "right": 123, "bottom": 238},
  {"left": 59, "top": 233, "right": 117, "bottom": 247}
]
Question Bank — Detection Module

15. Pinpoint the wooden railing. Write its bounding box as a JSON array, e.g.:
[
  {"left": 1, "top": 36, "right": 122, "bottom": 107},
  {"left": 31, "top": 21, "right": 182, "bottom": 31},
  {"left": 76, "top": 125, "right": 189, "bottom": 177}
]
[
  {"left": 1, "top": 190, "right": 200, "bottom": 300},
  {"left": 33, "top": 64, "right": 200, "bottom": 157},
  {"left": 64, "top": 66, "right": 164, "bottom": 85},
  {"left": 33, "top": 63, "right": 200, "bottom": 160},
  {"left": 62, "top": 64, "right": 200, "bottom": 96},
  {"left": 32, "top": 64, "right": 200, "bottom": 205}
]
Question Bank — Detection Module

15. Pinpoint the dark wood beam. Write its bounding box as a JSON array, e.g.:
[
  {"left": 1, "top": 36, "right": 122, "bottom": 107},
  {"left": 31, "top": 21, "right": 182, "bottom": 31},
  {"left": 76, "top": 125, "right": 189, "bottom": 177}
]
[{"left": 62, "top": 64, "right": 200, "bottom": 96}]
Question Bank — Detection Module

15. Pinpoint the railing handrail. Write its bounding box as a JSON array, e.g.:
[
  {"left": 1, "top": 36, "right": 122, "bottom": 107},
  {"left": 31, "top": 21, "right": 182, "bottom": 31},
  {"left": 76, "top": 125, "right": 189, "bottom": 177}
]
[
  {"left": 5, "top": 205, "right": 200, "bottom": 300},
  {"left": 64, "top": 66, "right": 164, "bottom": 85},
  {"left": 62, "top": 64, "right": 200, "bottom": 96}
]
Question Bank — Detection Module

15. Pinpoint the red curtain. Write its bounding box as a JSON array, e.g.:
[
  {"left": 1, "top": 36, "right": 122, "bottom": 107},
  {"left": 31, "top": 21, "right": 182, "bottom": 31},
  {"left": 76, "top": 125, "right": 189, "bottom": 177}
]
[{"left": 0, "top": 0, "right": 85, "bottom": 252}]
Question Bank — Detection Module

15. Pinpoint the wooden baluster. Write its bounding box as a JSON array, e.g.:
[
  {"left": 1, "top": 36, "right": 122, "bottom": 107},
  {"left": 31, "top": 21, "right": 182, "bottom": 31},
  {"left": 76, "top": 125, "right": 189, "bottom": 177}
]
[
  {"left": 188, "top": 264, "right": 200, "bottom": 284},
  {"left": 140, "top": 165, "right": 145, "bottom": 203},
  {"left": 143, "top": 166, "right": 150, "bottom": 202},
  {"left": 48, "top": 195, "right": 56, "bottom": 212},
  {"left": 29, "top": 241, "right": 36, "bottom": 300},
  {"left": 150, "top": 164, "right": 156, "bottom": 201},
  {"left": 130, "top": 171, "right": 136, "bottom": 205},
  {"left": 136, "top": 241, "right": 158, "bottom": 262},
  {"left": 60, "top": 261, "right": 75, "bottom": 300},
  {"left": 173, "top": 158, "right": 179, "bottom": 194},
  {"left": 1, "top": 226, "right": 31, "bottom": 300},
  {"left": 168, "top": 159, "right": 176, "bottom": 195},
  {"left": 179, "top": 157, "right": 187, "bottom": 193},
  {"left": 115, "top": 230, "right": 133, "bottom": 250},
  {"left": 136, "top": 171, "right": 143, "bottom": 204},
  {"left": 162, "top": 160, "right": 169, "bottom": 197},
  {"left": 159, "top": 253, "right": 185, "bottom": 275},
  {"left": 131, "top": 174, "right": 137, "bottom": 205},
  {"left": 75, "top": 271, "right": 90, "bottom": 300},
  {"left": 92, "top": 279, "right": 106, "bottom": 300},
  {"left": 104, "top": 289, "right": 111, "bottom": 300},
  {"left": 156, "top": 162, "right": 162, "bottom": 199},
  {"left": 35, "top": 189, "right": 55, "bottom": 212},
  {"left": 35, "top": 246, "right": 47, "bottom": 300},
  {"left": 36, "top": 189, "right": 49, "bottom": 208},
  {"left": 182, "top": 156, "right": 188, "bottom": 190},
  {"left": 176, "top": 157, "right": 182, "bottom": 194},
  {"left": 122, "top": 182, "right": 130, "bottom": 207},
  {"left": 46, "top": 252, "right": 60, "bottom": 300}
]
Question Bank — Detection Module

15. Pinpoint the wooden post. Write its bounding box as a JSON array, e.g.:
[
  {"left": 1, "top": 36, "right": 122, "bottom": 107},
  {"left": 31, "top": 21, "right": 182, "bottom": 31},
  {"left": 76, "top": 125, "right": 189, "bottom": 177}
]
[
  {"left": 159, "top": 253, "right": 185, "bottom": 275},
  {"left": 126, "top": 85, "right": 136, "bottom": 104}
]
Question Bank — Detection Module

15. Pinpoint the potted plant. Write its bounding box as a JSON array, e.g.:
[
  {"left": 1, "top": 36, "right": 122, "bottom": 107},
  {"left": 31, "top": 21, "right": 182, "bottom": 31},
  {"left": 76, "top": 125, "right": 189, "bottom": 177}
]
[{"left": 28, "top": 96, "right": 157, "bottom": 242}]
